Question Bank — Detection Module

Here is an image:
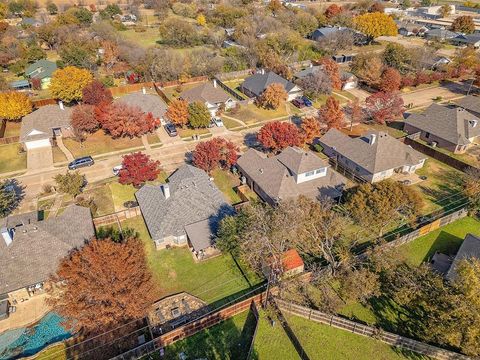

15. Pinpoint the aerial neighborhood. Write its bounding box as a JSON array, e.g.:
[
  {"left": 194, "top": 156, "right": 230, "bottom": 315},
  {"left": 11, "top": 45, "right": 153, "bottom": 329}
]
[{"left": 1, "top": 0, "right": 480, "bottom": 358}]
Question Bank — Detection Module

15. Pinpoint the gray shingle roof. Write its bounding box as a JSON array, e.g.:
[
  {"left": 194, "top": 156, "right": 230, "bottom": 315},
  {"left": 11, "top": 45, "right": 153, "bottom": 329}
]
[
  {"left": 319, "top": 129, "right": 426, "bottom": 174},
  {"left": 446, "top": 233, "right": 480, "bottom": 281},
  {"left": 114, "top": 92, "right": 167, "bottom": 119},
  {"left": 425, "top": 28, "right": 458, "bottom": 39},
  {"left": 456, "top": 95, "right": 480, "bottom": 117},
  {"left": 135, "top": 165, "right": 233, "bottom": 242},
  {"left": 184, "top": 219, "right": 214, "bottom": 252},
  {"left": 0, "top": 205, "right": 95, "bottom": 295},
  {"left": 311, "top": 27, "right": 342, "bottom": 40},
  {"left": 25, "top": 60, "right": 57, "bottom": 80},
  {"left": 294, "top": 66, "right": 321, "bottom": 79},
  {"left": 453, "top": 33, "right": 480, "bottom": 45},
  {"left": 180, "top": 82, "right": 231, "bottom": 104},
  {"left": 237, "top": 147, "right": 346, "bottom": 202},
  {"left": 405, "top": 103, "right": 480, "bottom": 146},
  {"left": 20, "top": 105, "right": 72, "bottom": 142},
  {"left": 241, "top": 71, "right": 297, "bottom": 97}
]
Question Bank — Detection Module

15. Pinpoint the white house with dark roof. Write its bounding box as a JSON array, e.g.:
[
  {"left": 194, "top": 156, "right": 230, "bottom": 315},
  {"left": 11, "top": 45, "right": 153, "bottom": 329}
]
[
  {"left": 20, "top": 104, "right": 72, "bottom": 150},
  {"left": 236, "top": 147, "right": 347, "bottom": 206},
  {"left": 135, "top": 165, "right": 233, "bottom": 256},
  {"left": 319, "top": 129, "right": 426, "bottom": 183},
  {"left": 0, "top": 205, "right": 94, "bottom": 301},
  {"left": 180, "top": 81, "right": 236, "bottom": 117},
  {"left": 240, "top": 71, "right": 302, "bottom": 101},
  {"left": 404, "top": 103, "right": 480, "bottom": 154}
]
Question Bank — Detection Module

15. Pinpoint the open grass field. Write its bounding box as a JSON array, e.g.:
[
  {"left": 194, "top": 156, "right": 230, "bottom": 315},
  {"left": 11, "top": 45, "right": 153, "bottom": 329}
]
[
  {"left": 400, "top": 216, "right": 480, "bottom": 266},
  {"left": 120, "top": 216, "right": 262, "bottom": 304},
  {"left": 162, "top": 310, "right": 257, "bottom": 360},
  {"left": 63, "top": 131, "right": 143, "bottom": 158},
  {"left": 286, "top": 314, "right": 424, "bottom": 360},
  {"left": 228, "top": 103, "right": 290, "bottom": 124},
  {"left": 0, "top": 143, "right": 26, "bottom": 174},
  {"left": 120, "top": 28, "right": 160, "bottom": 48},
  {"left": 211, "top": 169, "right": 242, "bottom": 204}
]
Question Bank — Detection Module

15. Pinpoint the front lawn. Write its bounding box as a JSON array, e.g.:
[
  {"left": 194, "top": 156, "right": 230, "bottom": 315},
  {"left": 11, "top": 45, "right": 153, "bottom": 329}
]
[
  {"left": 227, "top": 103, "right": 290, "bottom": 125},
  {"left": 221, "top": 116, "right": 244, "bottom": 129},
  {"left": 82, "top": 184, "right": 115, "bottom": 216},
  {"left": 286, "top": 314, "right": 422, "bottom": 360},
  {"left": 211, "top": 169, "right": 242, "bottom": 204},
  {"left": 177, "top": 127, "right": 210, "bottom": 139},
  {"left": 0, "top": 143, "right": 26, "bottom": 174},
  {"left": 400, "top": 216, "right": 480, "bottom": 266},
  {"left": 162, "top": 310, "right": 256, "bottom": 360},
  {"left": 120, "top": 216, "right": 262, "bottom": 304},
  {"left": 109, "top": 182, "right": 137, "bottom": 212},
  {"left": 63, "top": 131, "right": 143, "bottom": 158}
]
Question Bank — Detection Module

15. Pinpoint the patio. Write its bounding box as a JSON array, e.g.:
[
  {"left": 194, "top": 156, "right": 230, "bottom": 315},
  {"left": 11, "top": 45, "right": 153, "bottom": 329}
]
[
  {"left": 391, "top": 171, "right": 424, "bottom": 186},
  {"left": 0, "top": 293, "right": 51, "bottom": 333}
]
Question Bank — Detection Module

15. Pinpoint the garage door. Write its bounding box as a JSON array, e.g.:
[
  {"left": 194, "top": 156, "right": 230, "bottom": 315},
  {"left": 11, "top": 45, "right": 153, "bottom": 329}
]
[{"left": 25, "top": 139, "right": 51, "bottom": 150}]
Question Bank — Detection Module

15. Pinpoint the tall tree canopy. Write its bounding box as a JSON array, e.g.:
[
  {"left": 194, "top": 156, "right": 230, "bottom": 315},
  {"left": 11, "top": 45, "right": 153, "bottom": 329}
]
[
  {"left": 0, "top": 91, "right": 32, "bottom": 121},
  {"left": 353, "top": 12, "right": 397, "bottom": 42},
  {"left": 257, "top": 121, "right": 303, "bottom": 153},
  {"left": 47, "top": 237, "right": 155, "bottom": 334},
  {"left": 50, "top": 66, "right": 93, "bottom": 103},
  {"left": 257, "top": 83, "right": 288, "bottom": 110},
  {"left": 119, "top": 152, "right": 161, "bottom": 187},
  {"left": 82, "top": 80, "right": 113, "bottom": 106},
  {"left": 318, "top": 96, "right": 345, "bottom": 130},
  {"left": 192, "top": 137, "right": 238, "bottom": 174},
  {"left": 166, "top": 99, "right": 189, "bottom": 127},
  {"left": 451, "top": 15, "right": 475, "bottom": 34}
]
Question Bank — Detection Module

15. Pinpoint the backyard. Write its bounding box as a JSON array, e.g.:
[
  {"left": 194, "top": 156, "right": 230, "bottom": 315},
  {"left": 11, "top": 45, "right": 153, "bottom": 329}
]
[
  {"left": 211, "top": 168, "right": 242, "bottom": 204},
  {"left": 62, "top": 131, "right": 144, "bottom": 158},
  {"left": 0, "top": 143, "right": 26, "bottom": 174},
  {"left": 120, "top": 28, "right": 160, "bottom": 48},
  {"left": 120, "top": 216, "right": 263, "bottom": 305}
]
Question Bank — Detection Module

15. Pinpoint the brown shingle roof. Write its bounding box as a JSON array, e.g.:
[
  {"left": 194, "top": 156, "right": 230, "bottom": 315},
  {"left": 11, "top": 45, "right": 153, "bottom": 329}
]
[
  {"left": 319, "top": 129, "right": 426, "bottom": 174},
  {"left": 180, "top": 82, "right": 231, "bottom": 104},
  {"left": 405, "top": 103, "right": 480, "bottom": 146},
  {"left": 114, "top": 92, "right": 167, "bottom": 119},
  {"left": 20, "top": 105, "right": 72, "bottom": 142},
  {"left": 0, "top": 205, "right": 95, "bottom": 295}
]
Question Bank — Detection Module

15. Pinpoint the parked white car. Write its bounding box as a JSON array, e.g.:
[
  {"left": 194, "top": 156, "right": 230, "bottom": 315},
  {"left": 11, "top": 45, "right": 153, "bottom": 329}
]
[
  {"left": 212, "top": 118, "right": 224, "bottom": 127},
  {"left": 113, "top": 165, "right": 123, "bottom": 176}
]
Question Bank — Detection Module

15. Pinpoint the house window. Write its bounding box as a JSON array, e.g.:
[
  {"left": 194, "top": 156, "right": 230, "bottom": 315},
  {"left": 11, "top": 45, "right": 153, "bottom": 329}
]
[
  {"left": 305, "top": 171, "right": 315, "bottom": 177},
  {"left": 355, "top": 166, "right": 360, "bottom": 172},
  {"left": 315, "top": 168, "right": 326, "bottom": 175},
  {"left": 425, "top": 132, "right": 430, "bottom": 139}
]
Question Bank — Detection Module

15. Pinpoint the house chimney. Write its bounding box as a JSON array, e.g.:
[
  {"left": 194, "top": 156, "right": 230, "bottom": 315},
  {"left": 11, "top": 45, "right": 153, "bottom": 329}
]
[
  {"left": 142, "top": 87, "right": 146, "bottom": 95},
  {"left": 1, "top": 227, "right": 13, "bottom": 247},
  {"left": 261, "top": 69, "right": 265, "bottom": 75},
  {"left": 369, "top": 134, "right": 376, "bottom": 145},
  {"left": 213, "top": 79, "right": 217, "bottom": 88},
  {"left": 59, "top": 101, "right": 64, "bottom": 110},
  {"left": 470, "top": 119, "right": 478, "bottom": 128},
  {"left": 162, "top": 184, "right": 170, "bottom": 199}
]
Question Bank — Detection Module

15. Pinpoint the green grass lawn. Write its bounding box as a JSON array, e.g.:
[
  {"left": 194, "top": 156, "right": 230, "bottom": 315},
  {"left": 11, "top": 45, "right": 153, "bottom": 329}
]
[
  {"left": 177, "top": 127, "right": 210, "bottom": 139},
  {"left": 109, "top": 182, "right": 137, "bottom": 212},
  {"left": 414, "top": 138, "right": 480, "bottom": 167},
  {"left": 212, "top": 168, "right": 242, "bottom": 204},
  {"left": 286, "top": 314, "right": 424, "bottom": 360},
  {"left": 221, "top": 116, "right": 244, "bottom": 129},
  {"left": 83, "top": 184, "right": 115, "bottom": 216},
  {"left": 222, "top": 79, "right": 248, "bottom": 100},
  {"left": 120, "top": 216, "right": 262, "bottom": 304},
  {"left": 228, "top": 104, "right": 290, "bottom": 124},
  {"left": 0, "top": 143, "right": 26, "bottom": 174},
  {"left": 34, "top": 343, "right": 67, "bottom": 360},
  {"left": 400, "top": 216, "right": 480, "bottom": 266},
  {"left": 412, "top": 158, "right": 464, "bottom": 214},
  {"left": 120, "top": 28, "right": 160, "bottom": 48},
  {"left": 253, "top": 309, "right": 299, "bottom": 360},
  {"left": 162, "top": 310, "right": 257, "bottom": 360},
  {"left": 63, "top": 131, "right": 143, "bottom": 158}
]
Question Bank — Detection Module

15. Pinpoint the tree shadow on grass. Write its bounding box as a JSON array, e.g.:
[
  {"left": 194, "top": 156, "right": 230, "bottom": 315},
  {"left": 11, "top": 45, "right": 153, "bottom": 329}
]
[{"left": 422, "top": 230, "right": 464, "bottom": 263}]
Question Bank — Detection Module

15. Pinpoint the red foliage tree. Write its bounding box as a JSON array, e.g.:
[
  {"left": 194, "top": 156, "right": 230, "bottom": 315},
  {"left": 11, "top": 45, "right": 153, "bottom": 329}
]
[
  {"left": 166, "top": 99, "right": 189, "bottom": 127},
  {"left": 318, "top": 96, "right": 345, "bottom": 130},
  {"left": 365, "top": 91, "right": 404, "bottom": 124},
  {"left": 95, "top": 102, "right": 159, "bottom": 138},
  {"left": 192, "top": 137, "right": 239, "bottom": 174},
  {"left": 71, "top": 104, "right": 98, "bottom": 134},
  {"left": 82, "top": 80, "right": 113, "bottom": 106},
  {"left": 119, "top": 152, "right": 161, "bottom": 187},
  {"left": 379, "top": 67, "right": 401, "bottom": 92},
  {"left": 301, "top": 117, "right": 321, "bottom": 144},
  {"left": 257, "top": 121, "right": 303, "bottom": 153},
  {"left": 320, "top": 58, "right": 342, "bottom": 90},
  {"left": 47, "top": 237, "right": 155, "bottom": 334},
  {"left": 348, "top": 98, "right": 364, "bottom": 125},
  {"left": 31, "top": 77, "right": 41, "bottom": 90},
  {"left": 324, "top": 4, "right": 343, "bottom": 18},
  {"left": 401, "top": 75, "right": 416, "bottom": 88},
  {"left": 415, "top": 71, "right": 432, "bottom": 86}
]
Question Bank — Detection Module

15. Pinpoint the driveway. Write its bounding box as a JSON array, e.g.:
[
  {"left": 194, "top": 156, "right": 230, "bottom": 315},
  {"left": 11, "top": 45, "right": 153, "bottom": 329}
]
[
  {"left": 156, "top": 126, "right": 179, "bottom": 145},
  {"left": 345, "top": 88, "right": 371, "bottom": 102},
  {"left": 27, "top": 146, "right": 53, "bottom": 173}
]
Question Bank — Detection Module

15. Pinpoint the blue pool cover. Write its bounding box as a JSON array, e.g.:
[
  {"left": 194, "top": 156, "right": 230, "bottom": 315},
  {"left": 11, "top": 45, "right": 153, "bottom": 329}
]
[{"left": 0, "top": 312, "right": 72, "bottom": 359}]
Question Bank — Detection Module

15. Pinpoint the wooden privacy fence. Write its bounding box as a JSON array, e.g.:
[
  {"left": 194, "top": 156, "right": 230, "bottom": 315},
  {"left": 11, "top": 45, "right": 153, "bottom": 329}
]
[
  {"left": 93, "top": 207, "right": 141, "bottom": 227},
  {"left": 156, "top": 76, "right": 208, "bottom": 88},
  {"left": 276, "top": 300, "right": 470, "bottom": 360},
  {"left": 32, "top": 98, "right": 57, "bottom": 108},
  {"left": 155, "top": 291, "right": 266, "bottom": 349},
  {"left": 109, "top": 82, "right": 154, "bottom": 97},
  {"left": 0, "top": 136, "right": 19, "bottom": 145}
]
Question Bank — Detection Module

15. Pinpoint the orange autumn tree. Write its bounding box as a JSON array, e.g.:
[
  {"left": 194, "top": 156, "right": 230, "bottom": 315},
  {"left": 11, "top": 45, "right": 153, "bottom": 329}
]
[
  {"left": 257, "top": 83, "right": 288, "bottom": 110},
  {"left": 0, "top": 91, "right": 33, "bottom": 121},
  {"left": 320, "top": 58, "right": 342, "bottom": 90},
  {"left": 166, "top": 99, "right": 189, "bottom": 127},
  {"left": 47, "top": 237, "right": 155, "bottom": 334},
  {"left": 301, "top": 117, "right": 321, "bottom": 144},
  {"left": 319, "top": 96, "right": 345, "bottom": 129}
]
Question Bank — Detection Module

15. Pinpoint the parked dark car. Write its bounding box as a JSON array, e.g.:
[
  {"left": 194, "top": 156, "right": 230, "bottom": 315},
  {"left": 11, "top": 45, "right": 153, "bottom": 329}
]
[
  {"left": 164, "top": 123, "right": 177, "bottom": 137},
  {"left": 292, "top": 98, "right": 305, "bottom": 108},
  {"left": 68, "top": 156, "right": 94, "bottom": 170},
  {"left": 302, "top": 96, "right": 313, "bottom": 107}
]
